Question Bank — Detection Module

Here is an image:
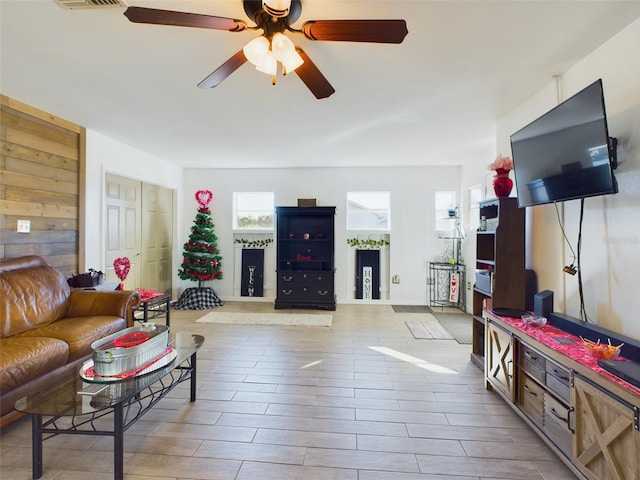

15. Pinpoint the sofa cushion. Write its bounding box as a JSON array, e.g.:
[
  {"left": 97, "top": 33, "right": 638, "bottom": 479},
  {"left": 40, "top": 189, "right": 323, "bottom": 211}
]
[
  {"left": 15, "top": 316, "right": 127, "bottom": 362},
  {"left": 0, "top": 261, "right": 71, "bottom": 338},
  {"left": 0, "top": 337, "right": 69, "bottom": 392}
]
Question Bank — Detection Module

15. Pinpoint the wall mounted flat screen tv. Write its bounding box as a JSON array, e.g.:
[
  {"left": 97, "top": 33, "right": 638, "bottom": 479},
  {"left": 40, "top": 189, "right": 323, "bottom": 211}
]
[{"left": 510, "top": 79, "right": 617, "bottom": 208}]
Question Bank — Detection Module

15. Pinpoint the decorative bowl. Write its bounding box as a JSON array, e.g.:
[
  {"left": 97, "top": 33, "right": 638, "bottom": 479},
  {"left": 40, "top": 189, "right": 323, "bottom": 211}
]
[
  {"left": 521, "top": 314, "right": 547, "bottom": 328},
  {"left": 135, "top": 287, "right": 158, "bottom": 301},
  {"left": 582, "top": 339, "right": 622, "bottom": 360}
]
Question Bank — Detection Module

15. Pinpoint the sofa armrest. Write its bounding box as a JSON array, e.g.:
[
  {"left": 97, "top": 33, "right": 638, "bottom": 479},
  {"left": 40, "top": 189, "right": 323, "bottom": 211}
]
[{"left": 67, "top": 290, "right": 141, "bottom": 327}]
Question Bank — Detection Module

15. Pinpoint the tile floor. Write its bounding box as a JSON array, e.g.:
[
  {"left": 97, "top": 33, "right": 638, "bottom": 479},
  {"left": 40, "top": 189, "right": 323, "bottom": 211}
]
[{"left": 0, "top": 302, "right": 577, "bottom": 479}]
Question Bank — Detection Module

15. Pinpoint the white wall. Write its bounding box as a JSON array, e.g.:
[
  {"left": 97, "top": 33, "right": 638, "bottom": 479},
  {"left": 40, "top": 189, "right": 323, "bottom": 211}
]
[
  {"left": 180, "top": 166, "right": 461, "bottom": 305},
  {"left": 84, "top": 131, "right": 183, "bottom": 279},
  {"left": 489, "top": 18, "right": 640, "bottom": 340},
  {"left": 81, "top": 19, "right": 639, "bottom": 330}
]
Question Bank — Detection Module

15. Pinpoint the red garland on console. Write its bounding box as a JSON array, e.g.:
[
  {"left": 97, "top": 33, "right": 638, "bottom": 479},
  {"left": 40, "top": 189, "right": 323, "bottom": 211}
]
[{"left": 177, "top": 190, "right": 223, "bottom": 287}]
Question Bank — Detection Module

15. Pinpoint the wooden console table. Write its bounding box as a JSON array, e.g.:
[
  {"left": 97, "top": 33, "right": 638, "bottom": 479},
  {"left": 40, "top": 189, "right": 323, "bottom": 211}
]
[{"left": 484, "top": 310, "right": 639, "bottom": 480}]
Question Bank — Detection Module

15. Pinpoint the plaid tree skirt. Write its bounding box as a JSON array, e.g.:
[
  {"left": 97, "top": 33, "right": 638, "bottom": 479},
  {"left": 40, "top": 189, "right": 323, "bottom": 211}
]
[{"left": 172, "top": 287, "right": 224, "bottom": 310}]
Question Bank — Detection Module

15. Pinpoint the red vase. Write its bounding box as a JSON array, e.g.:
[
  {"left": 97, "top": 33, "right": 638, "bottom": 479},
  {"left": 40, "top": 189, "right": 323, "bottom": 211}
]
[{"left": 493, "top": 168, "right": 513, "bottom": 198}]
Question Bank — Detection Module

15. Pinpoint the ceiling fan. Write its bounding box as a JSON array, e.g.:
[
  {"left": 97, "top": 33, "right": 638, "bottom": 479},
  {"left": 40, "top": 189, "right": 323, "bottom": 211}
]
[{"left": 124, "top": 0, "right": 408, "bottom": 99}]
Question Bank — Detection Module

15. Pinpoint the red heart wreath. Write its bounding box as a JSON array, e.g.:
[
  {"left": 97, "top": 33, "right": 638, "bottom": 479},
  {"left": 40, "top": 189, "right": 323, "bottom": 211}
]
[
  {"left": 113, "top": 257, "right": 131, "bottom": 282},
  {"left": 195, "top": 189, "right": 213, "bottom": 208}
]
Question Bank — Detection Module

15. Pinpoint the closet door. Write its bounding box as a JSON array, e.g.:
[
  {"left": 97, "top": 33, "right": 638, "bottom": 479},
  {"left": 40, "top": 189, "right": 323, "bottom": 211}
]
[
  {"left": 105, "top": 173, "right": 142, "bottom": 289},
  {"left": 105, "top": 174, "right": 173, "bottom": 293},
  {"left": 141, "top": 183, "right": 173, "bottom": 293}
]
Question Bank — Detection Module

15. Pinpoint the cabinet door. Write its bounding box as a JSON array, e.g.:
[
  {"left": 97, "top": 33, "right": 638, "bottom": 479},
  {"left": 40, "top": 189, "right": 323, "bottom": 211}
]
[
  {"left": 486, "top": 321, "right": 515, "bottom": 400},
  {"left": 573, "top": 376, "right": 640, "bottom": 480}
]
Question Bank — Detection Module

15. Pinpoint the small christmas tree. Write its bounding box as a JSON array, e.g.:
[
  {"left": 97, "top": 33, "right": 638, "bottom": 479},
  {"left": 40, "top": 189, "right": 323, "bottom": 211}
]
[{"left": 178, "top": 189, "right": 223, "bottom": 287}]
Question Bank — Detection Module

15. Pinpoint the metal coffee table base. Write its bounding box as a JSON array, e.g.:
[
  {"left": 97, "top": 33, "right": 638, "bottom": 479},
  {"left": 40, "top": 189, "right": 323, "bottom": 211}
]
[{"left": 29, "top": 354, "right": 197, "bottom": 480}]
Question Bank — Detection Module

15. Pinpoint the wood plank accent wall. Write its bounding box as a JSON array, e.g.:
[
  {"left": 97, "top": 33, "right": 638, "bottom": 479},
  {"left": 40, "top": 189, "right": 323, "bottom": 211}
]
[{"left": 0, "top": 95, "right": 86, "bottom": 277}]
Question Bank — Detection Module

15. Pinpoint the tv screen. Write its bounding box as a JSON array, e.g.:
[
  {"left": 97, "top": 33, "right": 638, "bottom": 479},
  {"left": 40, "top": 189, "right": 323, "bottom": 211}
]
[{"left": 510, "top": 79, "right": 617, "bottom": 208}]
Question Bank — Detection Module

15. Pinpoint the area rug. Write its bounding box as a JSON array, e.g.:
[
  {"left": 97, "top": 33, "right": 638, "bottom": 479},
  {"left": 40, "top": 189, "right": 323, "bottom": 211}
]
[
  {"left": 431, "top": 311, "right": 473, "bottom": 344},
  {"left": 392, "top": 305, "right": 433, "bottom": 314},
  {"left": 196, "top": 311, "right": 332, "bottom": 327},
  {"left": 405, "top": 314, "right": 454, "bottom": 340}
]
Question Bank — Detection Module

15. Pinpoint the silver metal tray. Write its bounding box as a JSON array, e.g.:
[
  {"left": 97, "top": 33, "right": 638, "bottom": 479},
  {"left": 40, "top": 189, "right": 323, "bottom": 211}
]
[{"left": 91, "top": 324, "right": 169, "bottom": 376}]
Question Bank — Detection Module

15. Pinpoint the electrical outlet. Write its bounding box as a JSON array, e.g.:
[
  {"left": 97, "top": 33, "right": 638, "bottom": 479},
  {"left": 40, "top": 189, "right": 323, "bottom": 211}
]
[
  {"left": 427, "top": 277, "right": 435, "bottom": 285},
  {"left": 17, "top": 219, "right": 31, "bottom": 233},
  {"left": 467, "top": 282, "right": 471, "bottom": 290},
  {"left": 392, "top": 275, "right": 400, "bottom": 284}
]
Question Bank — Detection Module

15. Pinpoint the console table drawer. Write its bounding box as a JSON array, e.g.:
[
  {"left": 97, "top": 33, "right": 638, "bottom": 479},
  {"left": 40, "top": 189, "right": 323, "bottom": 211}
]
[
  {"left": 543, "top": 392, "right": 573, "bottom": 458},
  {"left": 521, "top": 345, "right": 546, "bottom": 384},
  {"left": 520, "top": 374, "right": 544, "bottom": 426},
  {"left": 546, "top": 360, "right": 571, "bottom": 403}
]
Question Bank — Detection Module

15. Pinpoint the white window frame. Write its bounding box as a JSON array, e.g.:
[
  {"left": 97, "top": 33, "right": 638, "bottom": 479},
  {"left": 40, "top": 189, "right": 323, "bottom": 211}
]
[
  {"left": 467, "top": 185, "right": 482, "bottom": 232},
  {"left": 435, "top": 191, "right": 457, "bottom": 233},
  {"left": 233, "top": 192, "right": 275, "bottom": 231},
  {"left": 346, "top": 191, "right": 391, "bottom": 231}
]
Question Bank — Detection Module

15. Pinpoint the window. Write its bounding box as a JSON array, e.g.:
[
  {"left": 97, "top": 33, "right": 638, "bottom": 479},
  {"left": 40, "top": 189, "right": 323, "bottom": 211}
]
[
  {"left": 233, "top": 192, "right": 274, "bottom": 230},
  {"left": 347, "top": 192, "right": 390, "bottom": 230},
  {"left": 435, "top": 191, "right": 457, "bottom": 233},
  {"left": 467, "top": 185, "right": 482, "bottom": 231}
]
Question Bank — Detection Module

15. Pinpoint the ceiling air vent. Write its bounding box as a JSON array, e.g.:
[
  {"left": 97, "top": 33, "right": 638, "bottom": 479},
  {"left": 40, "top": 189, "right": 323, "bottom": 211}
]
[{"left": 54, "top": 0, "right": 127, "bottom": 9}]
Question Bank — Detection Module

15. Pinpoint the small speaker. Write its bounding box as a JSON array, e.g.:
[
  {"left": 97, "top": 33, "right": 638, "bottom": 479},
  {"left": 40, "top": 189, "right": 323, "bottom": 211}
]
[{"left": 534, "top": 290, "right": 554, "bottom": 318}]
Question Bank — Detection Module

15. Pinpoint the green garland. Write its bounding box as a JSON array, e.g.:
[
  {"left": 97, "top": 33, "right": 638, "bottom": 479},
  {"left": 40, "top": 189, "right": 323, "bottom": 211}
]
[
  {"left": 346, "top": 238, "right": 389, "bottom": 249},
  {"left": 235, "top": 238, "right": 274, "bottom": 248}
]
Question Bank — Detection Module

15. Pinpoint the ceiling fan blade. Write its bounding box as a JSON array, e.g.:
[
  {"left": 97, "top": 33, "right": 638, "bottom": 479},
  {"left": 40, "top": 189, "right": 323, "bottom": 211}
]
[
  {"left": 301, "top": 20, "right": 408, "bottom": 43},
  {"left": 124, "top": 6, "right": 246, "bottom": 32},
  {"left": 294, "top": 47, "right": 335, "bottom": 99},
  {"left": 198, "top": 50, "right": 248, "bottom": 89}
]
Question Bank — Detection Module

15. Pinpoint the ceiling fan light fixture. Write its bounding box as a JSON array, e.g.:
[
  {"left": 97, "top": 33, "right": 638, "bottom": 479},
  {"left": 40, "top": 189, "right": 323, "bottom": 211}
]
[
  {"left": 271, "top": 33, "right": 294, "bottom": 60},
  {"left": 255, "top": 51, "right": 277, "bottom": 75},
  {"left": 281, "top": 49, "right": 304, "bottom": 74},
  {"left": 124, "top": 3, "right": 406, "bottom": 98},
  {"left": 262, "top": 0, "right": 291, "bottom": 18},
  {"left": 243, "top": 35, "right": 270, "bottom": 66}
]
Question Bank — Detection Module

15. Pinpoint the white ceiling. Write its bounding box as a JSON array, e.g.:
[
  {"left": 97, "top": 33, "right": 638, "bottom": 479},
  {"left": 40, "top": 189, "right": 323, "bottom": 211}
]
[{"left": 2, "top": 0, "right": 640, "bottom": 169}]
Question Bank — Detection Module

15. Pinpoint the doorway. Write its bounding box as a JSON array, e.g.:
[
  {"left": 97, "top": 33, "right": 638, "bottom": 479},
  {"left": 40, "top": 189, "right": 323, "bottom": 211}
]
[{"left": 105, "top": 173, "right": 174, "bottom": 293}]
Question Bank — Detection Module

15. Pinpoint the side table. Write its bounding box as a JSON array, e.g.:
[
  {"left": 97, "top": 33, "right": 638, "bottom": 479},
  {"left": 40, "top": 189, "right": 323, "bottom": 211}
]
[
  {"left": 428, "top": 262, "right": 466, "bottom": 310},
  {"left": 135, "top": 293, "right": 171, "bottom": 327}
]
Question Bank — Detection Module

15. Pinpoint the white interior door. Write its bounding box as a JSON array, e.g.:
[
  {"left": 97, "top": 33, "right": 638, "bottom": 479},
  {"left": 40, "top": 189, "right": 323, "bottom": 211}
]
[
  {"left": 105, "top": 174, "right": 142, "bottom": 289},
  {"left": 142, "top": 183, "right": 173, "bottom": 293}
]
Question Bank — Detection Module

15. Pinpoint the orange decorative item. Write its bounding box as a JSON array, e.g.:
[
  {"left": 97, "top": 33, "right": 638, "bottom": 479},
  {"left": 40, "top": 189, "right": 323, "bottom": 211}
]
[{"left": 582, "top": 337, "right": 623, "bottom": 360}]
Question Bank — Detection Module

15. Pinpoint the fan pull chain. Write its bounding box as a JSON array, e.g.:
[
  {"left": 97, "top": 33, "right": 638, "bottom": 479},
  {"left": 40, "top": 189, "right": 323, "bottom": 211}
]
[{"left": 272, "top": 75, "right": 277, "bottom": 86}]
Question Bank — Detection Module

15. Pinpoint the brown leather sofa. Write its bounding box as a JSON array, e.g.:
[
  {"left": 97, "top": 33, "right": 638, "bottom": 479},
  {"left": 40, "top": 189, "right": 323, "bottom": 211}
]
[{"left": 0, "top": 256, "right": 141, "bottom": 427}]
